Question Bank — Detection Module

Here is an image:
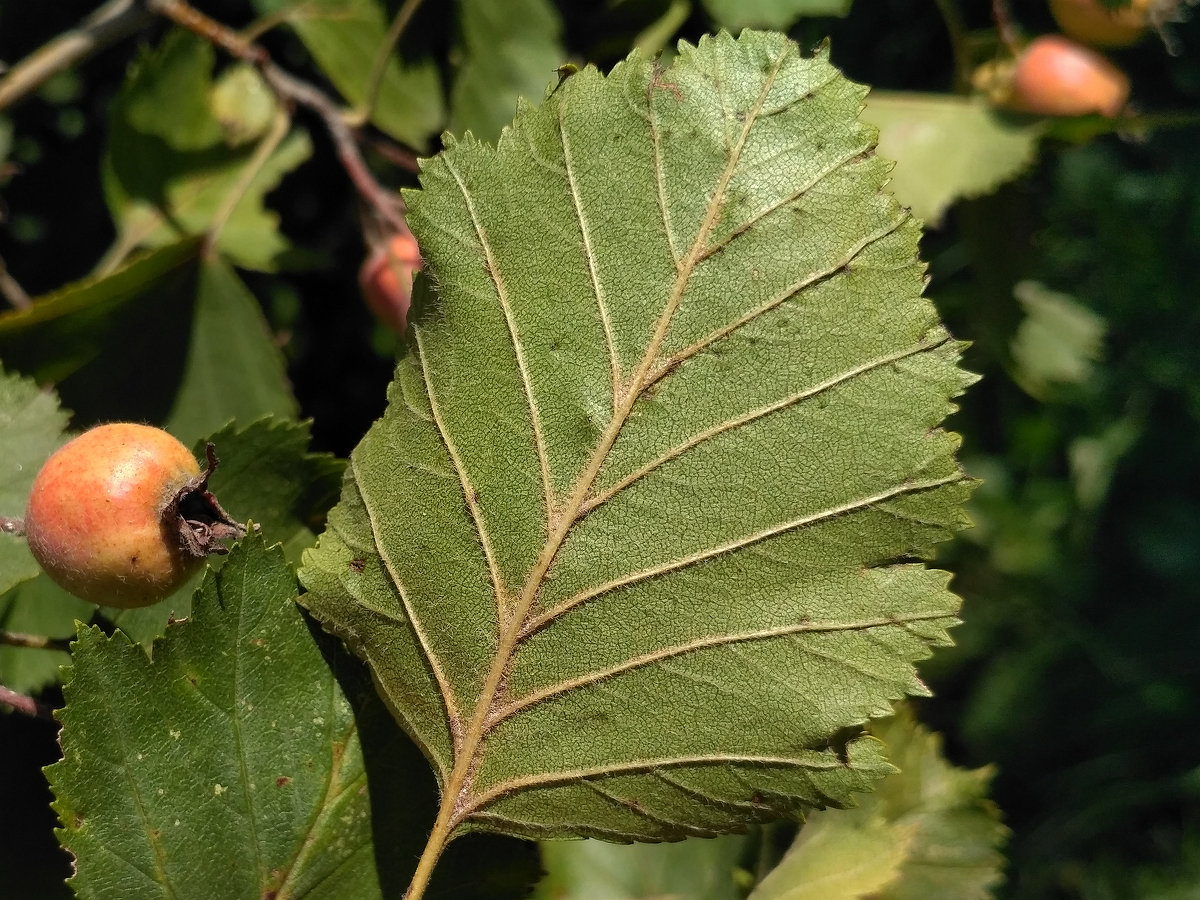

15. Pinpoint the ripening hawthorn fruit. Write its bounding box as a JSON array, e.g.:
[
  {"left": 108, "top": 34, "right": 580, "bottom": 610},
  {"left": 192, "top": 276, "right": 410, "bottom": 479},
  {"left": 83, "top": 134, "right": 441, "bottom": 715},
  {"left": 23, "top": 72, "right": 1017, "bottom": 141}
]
[
  {"left": 23, "top": 423, "right": 245, "bottom": 608},
  {"left": 1003, "top": 35, "right": 1131, "bottom": 117},
  {"left": 359, "top": 231, "right": 423, "bottom": 336},
  {"left": 1049, "top": 0, "right": 1156, "bottom": 48}
]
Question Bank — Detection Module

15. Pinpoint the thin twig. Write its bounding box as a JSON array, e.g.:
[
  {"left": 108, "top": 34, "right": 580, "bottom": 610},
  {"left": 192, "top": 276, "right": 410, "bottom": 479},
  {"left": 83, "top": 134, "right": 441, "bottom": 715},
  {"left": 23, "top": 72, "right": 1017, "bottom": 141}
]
[
  {"left": 1, "top": 631, "right": 73, "bottom": 653},
  {"left": 367, "top": 136, "right": 420, "bottom": 174},
  {"left": 992, "top": 0, "right": 1021, "bottom": 54},
  {"left": 0, "top": 255, "right": 31, "bottom": 309},
  {"left": 0, "top": 0, "right": 155, "bottom": 112},
  {"left": 0, "top": 516, "right": 26, "bottom": 536},
  {"left": 354, "top": 0, "right": 426, "bottom": 126},
  {"left": 149, "top": 0, "right": 410, "bottom": 234},
  {"left": 204, "top": 104, "right": 291, "bottom": 258},
  {"left": 0, "top": 683, "right": 56, "bottom": 721},
  {"left": 933, "top": 0, "right": 972, "bottom": 91}
]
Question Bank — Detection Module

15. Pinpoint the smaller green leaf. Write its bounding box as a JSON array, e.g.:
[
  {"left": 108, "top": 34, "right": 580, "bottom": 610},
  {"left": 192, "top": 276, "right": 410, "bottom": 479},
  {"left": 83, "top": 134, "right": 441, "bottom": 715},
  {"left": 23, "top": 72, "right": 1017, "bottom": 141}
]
[
  {"left": 0, "top": 365, "right": 70, "bottom": 596},
  {"left": 449, "top": 0, "right": 566, "bottom": 144},
  {"left": 1010, "top": 280, "right": 1106, "bottom": 399},
  {"left": 50, "top": 535, "right": 391, "bottom": 899},
  {"left": 0, "top": 575, "right": 92, "bottom": 695},
  {"left": 701, "top": 0, "right": 852, "bottom": 30},
  {"left": 162, "top": 259, "right": 299, "bottom": 445},
  {"left": 103, "top": 30, "right": 312, "bottom": 272},
  {"left": 750, "top": 816, "right": 915, "bottom": 900},
  {"left": 750, "top": 709, "right": 1008, "bottom": 900},
  {"left": 209, "top": 64, "right": 278, "bottom": 147},
  {"left": 104, "top": 417, "right": 344, "bottom": 646},
  {"left": 250, "top": 0, "right": 444, "bottom": 148},
  {"left": 862, "top": 93, "right": 1041, "bottom": 225},
  {"left": 534, "top": 834, "right": 748, "bottom": 900}
]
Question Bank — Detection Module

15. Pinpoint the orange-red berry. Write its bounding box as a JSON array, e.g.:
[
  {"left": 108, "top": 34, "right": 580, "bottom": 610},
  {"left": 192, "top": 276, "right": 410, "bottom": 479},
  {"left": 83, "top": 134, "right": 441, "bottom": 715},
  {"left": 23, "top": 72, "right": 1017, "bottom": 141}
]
[
  {"left": 24, "top": 423, "right": 243, "bottom": 608},
  {"left": 1005, "top": 35, "right": 1131, "bottom": 117},
  {"left": 359, "top": 232, "right": 423, "bottom": 336}
]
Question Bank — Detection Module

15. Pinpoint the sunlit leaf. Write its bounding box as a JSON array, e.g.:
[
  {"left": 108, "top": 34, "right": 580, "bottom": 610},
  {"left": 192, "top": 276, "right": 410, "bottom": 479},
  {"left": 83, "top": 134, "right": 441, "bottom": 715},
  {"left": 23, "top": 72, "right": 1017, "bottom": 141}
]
[
  {"left": 861, "top": 93, "right": 1041, "bottom": 226},
  {"left": 750, "top": 709, "right": 1007, "bottom": 900},
  {"left": 103, "top": 30, "right": 311, "bottom": 272},
  {"left": 449, "top": 0, "right": 566, "bottom": 144},
  {"left": 534, "top": 834, "right": 747, "bottom": 899},
  {"left": 1009, "top": 280, "right": 1106, "bottom": 399},
  {"left": 301, "top": 29, "right": 974, "bottom": 854}
]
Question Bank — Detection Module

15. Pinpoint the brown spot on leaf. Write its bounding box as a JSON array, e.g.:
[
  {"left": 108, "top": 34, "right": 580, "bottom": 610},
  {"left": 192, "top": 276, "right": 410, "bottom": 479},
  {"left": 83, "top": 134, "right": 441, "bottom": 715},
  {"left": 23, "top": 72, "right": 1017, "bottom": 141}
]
[
  {"left": 349, "top": 558, "right": 365, "bottom": 573},
  {"left": 275, "top": 776, "right": 291, "bottom": 788}
]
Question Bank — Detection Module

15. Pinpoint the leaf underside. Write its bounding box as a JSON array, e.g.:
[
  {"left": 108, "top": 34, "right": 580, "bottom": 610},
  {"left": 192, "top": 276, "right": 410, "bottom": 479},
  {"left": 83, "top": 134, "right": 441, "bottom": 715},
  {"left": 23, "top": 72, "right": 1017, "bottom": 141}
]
[{"left": 300, "top": 30, "right": 976, "bottom": 845}]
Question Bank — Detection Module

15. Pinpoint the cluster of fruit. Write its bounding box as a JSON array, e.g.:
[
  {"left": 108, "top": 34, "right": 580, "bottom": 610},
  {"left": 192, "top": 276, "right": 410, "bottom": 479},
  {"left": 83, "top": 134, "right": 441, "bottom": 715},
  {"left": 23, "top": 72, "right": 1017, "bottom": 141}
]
[{"left": 979, "top": 0, "right": 1180, "bottom": 117}]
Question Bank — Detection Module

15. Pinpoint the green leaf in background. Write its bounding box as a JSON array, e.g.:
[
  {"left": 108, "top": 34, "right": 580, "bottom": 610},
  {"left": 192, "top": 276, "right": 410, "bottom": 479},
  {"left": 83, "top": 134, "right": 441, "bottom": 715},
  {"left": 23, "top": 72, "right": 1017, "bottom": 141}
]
[
  {"left": 0, "top": 243, "right": 296, "bottom": 442},
  {"left": 103, "top": 30, "right": 311, "bottom": 272},
  {"left": 1009, "top": 280, "right": 1106, "bottom": 399},
  {"left": 104, "top": 417, "right": 344, "bottom": 647},
  {"left": 0, "top": 575, "right": 92, "bottom": 696},
  {"left": 49, "top": 535, "right": 391, "bottom": 899},
  {"left": 0, "top": 369, "right": 88, "bottom": 695},
  {"left": 535, "top": 834, "right": 747, "bottom": 900},
  {"left": 449, "top": 0, "right": 566, "bottom": 144},
  {"left": 48, "top": 532, "right": 540, "bottom": 899},
  {"left": 861, "top": 93, "right": 1041, "bottom": 227},
  {"left": 209, "top": 63, "right": 279, "bottom": 148},
  {"left": 749, "top": 709, "right": 1007, "bottom": 900},
  {"left": 301, "top": 27, "right": 974, "bottom": 862},
  {"left": 701, "top": 0, "right": 852, "bottom": 31},
  {"left": 0, "top": 365, "right": 69, "bottom": 595},
  {"left": 250, "top": 0, "right": 443, "bottom": 149},
  {"left": 162, "top": 259, "right": 299, "bottom": 445}
]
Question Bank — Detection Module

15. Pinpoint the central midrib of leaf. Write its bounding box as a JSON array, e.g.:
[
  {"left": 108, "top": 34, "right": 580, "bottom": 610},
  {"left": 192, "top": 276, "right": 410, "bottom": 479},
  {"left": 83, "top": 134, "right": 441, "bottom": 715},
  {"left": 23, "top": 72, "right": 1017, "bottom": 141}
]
[{"left": 434, "top": 47, "right": 789, "bottom": 830}]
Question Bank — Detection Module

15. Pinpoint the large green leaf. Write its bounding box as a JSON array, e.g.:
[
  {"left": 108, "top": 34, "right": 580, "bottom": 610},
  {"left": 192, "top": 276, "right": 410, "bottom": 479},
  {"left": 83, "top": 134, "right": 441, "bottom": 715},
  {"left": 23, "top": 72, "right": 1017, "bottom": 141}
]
[
  {"left": 103, "top": 30, "right": 312, "bottom": 272},
  {"left": 861, "top": 93, "right": 1041, "bottom": 226},
  {"left": 749, "top": 709, "right": 1007, "bottom": 900},
  {"left": 702, "top": 0, "right": 853, "bottom": 30},
  {"left": 301, "top": 29, "right": 974, "bottom": 857},
  {"left": 449, "top": 0, "right": 566, "bottom": 144},
  {"left": 250, "top": 0, "right": 443, "bottom": 149}
]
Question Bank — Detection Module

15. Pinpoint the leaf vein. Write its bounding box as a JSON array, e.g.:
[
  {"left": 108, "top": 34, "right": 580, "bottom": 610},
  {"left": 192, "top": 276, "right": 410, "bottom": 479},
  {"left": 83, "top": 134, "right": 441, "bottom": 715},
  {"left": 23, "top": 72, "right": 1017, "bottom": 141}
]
[
  {"left": 531, "top": 473, "right": 965, "bottom": 634},
  {"left": 581, "top": 333, "right": 950, "bottom": 516},
  {"left": 442, "top": 155, "right": 556, "bottom": 520},
  {"left": 499, "top": 611, "right": 954, "bottom": 724},
  {"left": 416, "top": 329, "right": 510, "bottom": 626}
]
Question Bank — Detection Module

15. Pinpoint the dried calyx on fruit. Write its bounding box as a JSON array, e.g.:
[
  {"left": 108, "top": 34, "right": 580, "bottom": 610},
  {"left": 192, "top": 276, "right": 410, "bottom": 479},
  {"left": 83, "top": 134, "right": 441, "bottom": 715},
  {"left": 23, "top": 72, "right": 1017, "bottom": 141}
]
[{"left": 21, "top": 423, "right": 246, "bottom": 608}]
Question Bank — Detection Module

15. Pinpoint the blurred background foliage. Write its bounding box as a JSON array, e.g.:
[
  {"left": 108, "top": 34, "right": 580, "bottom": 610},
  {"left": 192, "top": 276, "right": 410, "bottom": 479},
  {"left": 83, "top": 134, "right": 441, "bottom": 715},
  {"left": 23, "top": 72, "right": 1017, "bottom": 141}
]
[{"left": 0, "top": 0, "right": 1198, "bottom": 897}]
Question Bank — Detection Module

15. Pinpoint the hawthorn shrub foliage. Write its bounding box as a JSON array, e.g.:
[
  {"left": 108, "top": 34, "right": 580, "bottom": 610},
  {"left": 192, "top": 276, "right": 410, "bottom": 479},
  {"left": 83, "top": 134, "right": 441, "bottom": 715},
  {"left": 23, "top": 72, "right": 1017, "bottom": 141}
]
[{"left": 18, "top": 0, "right": 1196, "bottom": 896}]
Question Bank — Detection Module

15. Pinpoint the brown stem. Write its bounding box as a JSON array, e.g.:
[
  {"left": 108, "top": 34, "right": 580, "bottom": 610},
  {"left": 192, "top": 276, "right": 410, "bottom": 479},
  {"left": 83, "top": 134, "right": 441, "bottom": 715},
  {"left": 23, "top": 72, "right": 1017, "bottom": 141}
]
[
  {"left": 0, "top": 683, "right": 56, "bottom": 721},
  {"left": 0, "top": 254, "right": 32, "bottom": 309},
  {"left": 992, "top": 0, "right": 1021, "bottom": 54},
  {"left": 0, "top": 516, "right": 26, "bottom": 537},
  {"left": 148, "top": 0, "right": 410, "bottom": 235},
  {"left": 0, "top": 0, "right": 154, "bottom": 112},
  {"left": 0, "top": 631, "right": 72, "bottom": 653},
  {"left": 933, "top": 0, "right": 973, "bottom": 91}
]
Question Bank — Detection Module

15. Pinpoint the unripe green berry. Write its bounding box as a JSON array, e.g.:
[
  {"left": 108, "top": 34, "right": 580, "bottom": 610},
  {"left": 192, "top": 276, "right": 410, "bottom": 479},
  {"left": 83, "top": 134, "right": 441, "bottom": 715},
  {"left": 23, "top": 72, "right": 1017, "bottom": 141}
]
[{"left": 24, "top": 423, "right": 244, "bottom": 608}]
